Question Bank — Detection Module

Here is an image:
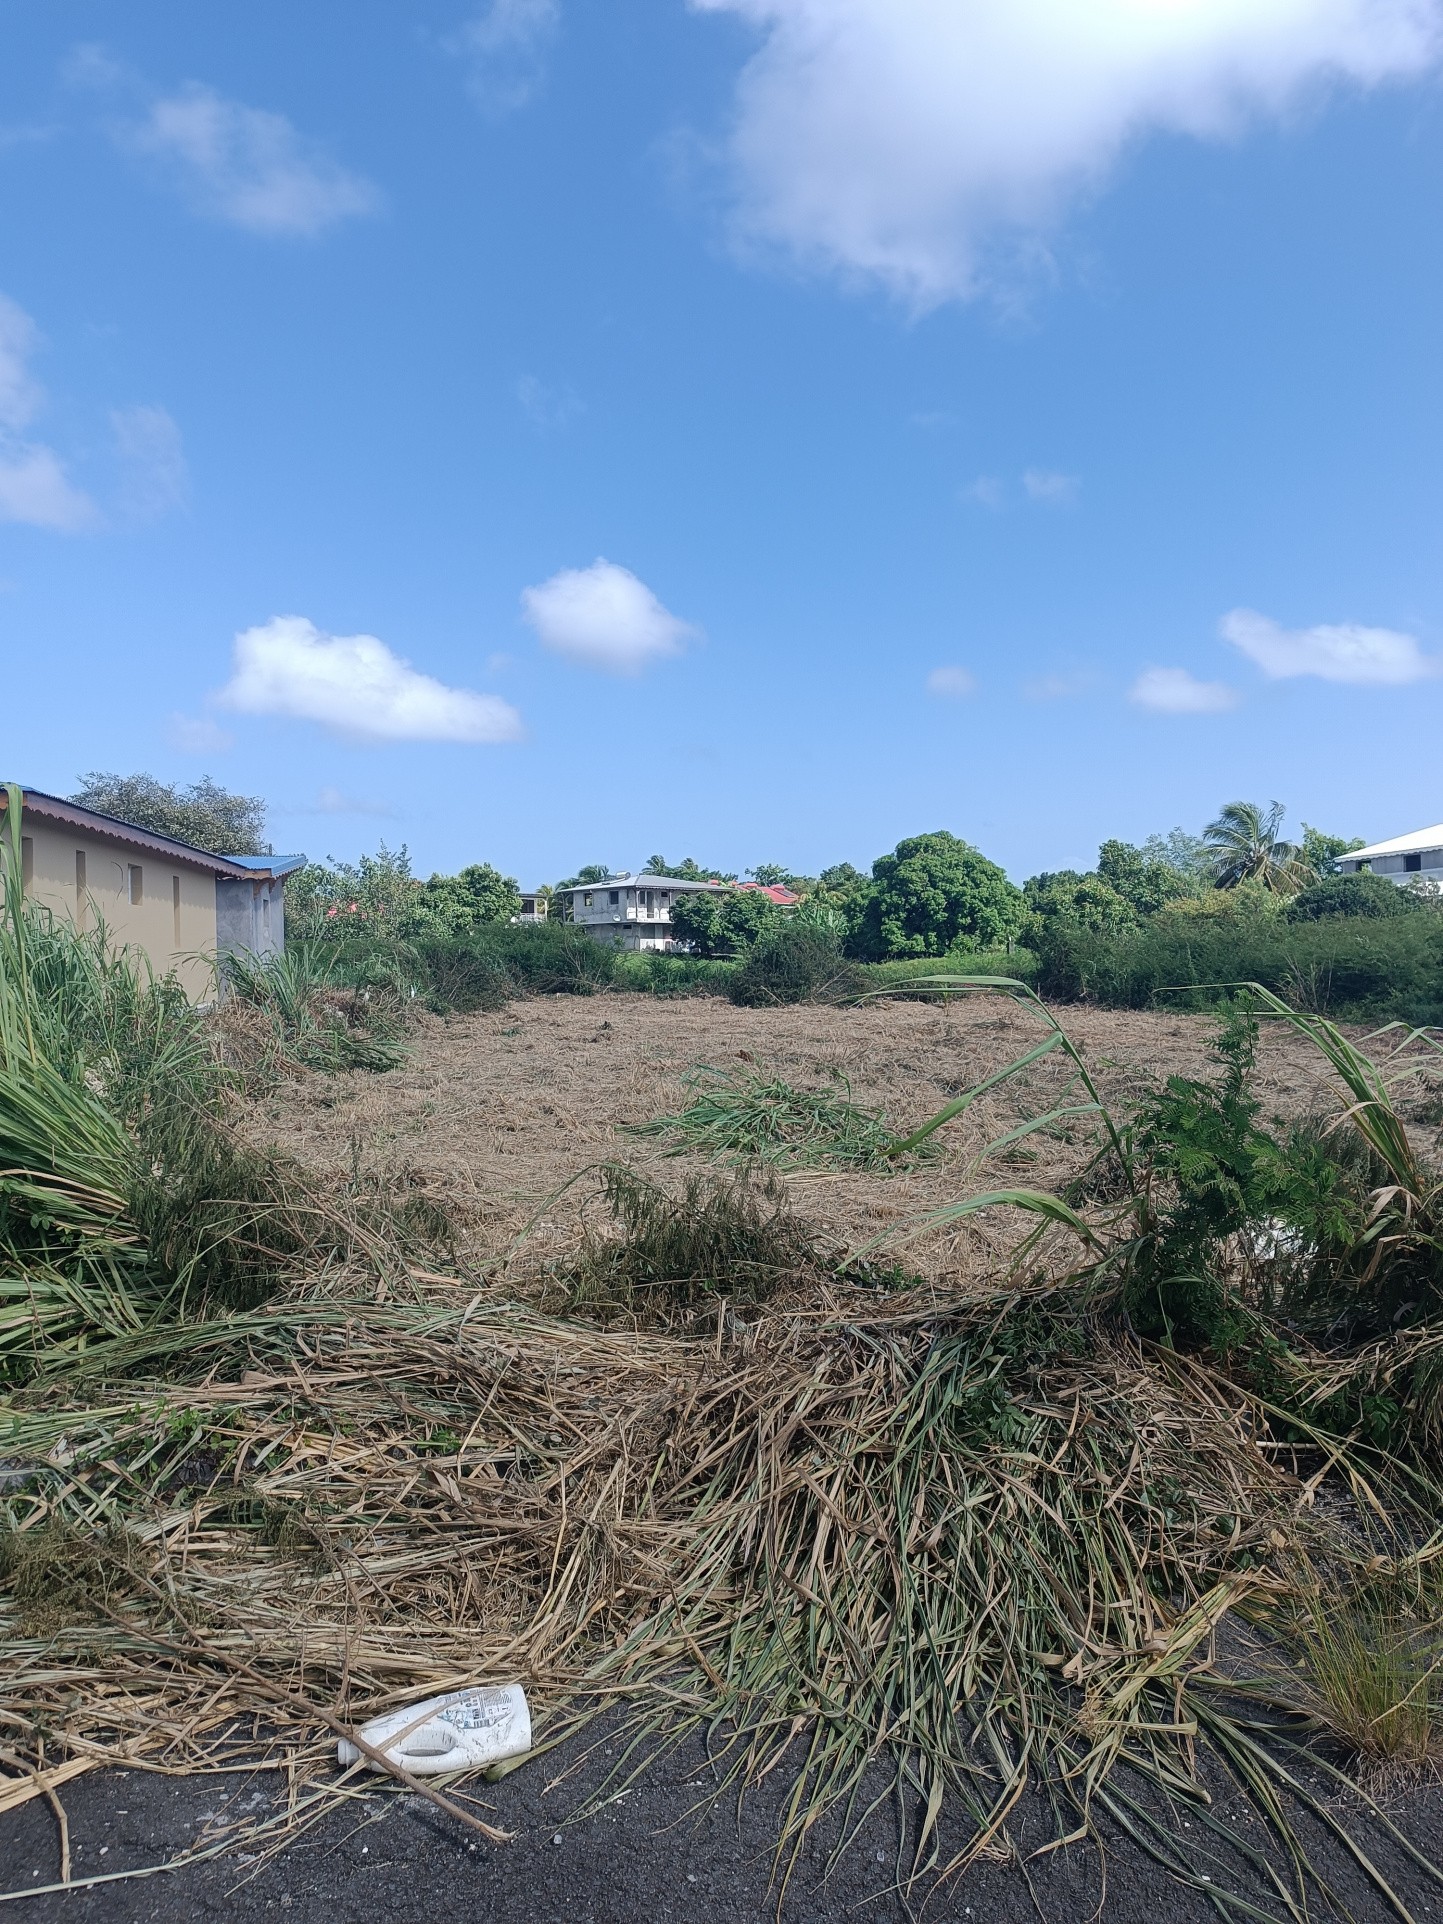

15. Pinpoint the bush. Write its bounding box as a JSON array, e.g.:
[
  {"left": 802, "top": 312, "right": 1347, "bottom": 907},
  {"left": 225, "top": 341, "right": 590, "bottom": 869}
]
[
  {"left": 729, "top": 925, "right": 869, "bottom": 1007},
  {"left": 864, "top": 946, "right": 1040, "bottom": 990},
  {"left": 1286, "top": 873, "right": 1421, "bottom": 923},
  {"left": 414, "top": 922, "right": 617, "bottom": 1012},
  {"left": 613, "top": 951, "right": 735, "bottom": 997},
  {"left": 1038, "top": 911, "right": 1443, "bottom": 1024}
]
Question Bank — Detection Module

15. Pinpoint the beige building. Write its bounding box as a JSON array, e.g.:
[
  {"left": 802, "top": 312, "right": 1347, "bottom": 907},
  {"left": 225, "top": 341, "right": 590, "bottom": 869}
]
[{"left": 4, "top": 786, "right": 303, "bottom": 1002}]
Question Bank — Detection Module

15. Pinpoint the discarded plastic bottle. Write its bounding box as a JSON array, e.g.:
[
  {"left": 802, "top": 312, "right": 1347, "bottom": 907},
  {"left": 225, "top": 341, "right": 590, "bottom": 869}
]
[{"left": 338, "top": 1684, "right": 532, "bottom": 1775}]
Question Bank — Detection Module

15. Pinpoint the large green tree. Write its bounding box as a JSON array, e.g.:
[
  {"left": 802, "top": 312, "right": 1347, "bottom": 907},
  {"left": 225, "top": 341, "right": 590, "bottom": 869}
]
[
  {"left": 1023, "top": 870, "right": 1139, "bottom": 939},
  {"left": 411, "top": 863, "right": 522, "bottom": 935},
  {"left": 854, "top": 832, "right": 1024, "bottom": 960},
  {"left": 71, "top": 772, "right": 269, "bottom": 855},
  {"left": 669, "top": 889, "right": 777, "bottom": 957},
  {"left": 1096, "top": 839, "right": 1197, "bottom": 915}
]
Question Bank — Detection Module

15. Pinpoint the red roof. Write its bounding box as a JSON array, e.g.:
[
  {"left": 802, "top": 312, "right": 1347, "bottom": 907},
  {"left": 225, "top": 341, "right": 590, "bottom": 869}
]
[{"left": 737, "top": 882, "right": 801, "bottom": 906}]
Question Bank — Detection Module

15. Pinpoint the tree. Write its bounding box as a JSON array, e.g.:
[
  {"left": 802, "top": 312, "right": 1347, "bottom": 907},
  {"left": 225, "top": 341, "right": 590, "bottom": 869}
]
[
  {"left": 669, "top": 889, "right": 777, "bottom": 957},
  {"left": 554, "top": 864, "right": 612, "bottom": 892},
  {"left": 1204, "top": 801, "right": 1307, "bottom": 894},
  {"left": 1023, "top": 870, "right": 1138, "bottom": 939},
  {"left": 643, "top": 854, "right": 737, "bottom": 882},
  {"left": 72, "top": 771, "right": 268, "bottom": 855},
  {"left": 1096, "top": 839, "right": 1197, "bottom": 916},
  {"left": 747, "top": 863, "right": 809, "bottom": 891},
  {"left": 1299, "top": 824, "right": 1365, "bottom": 881},
  {"left": 854, "top": 832, "right": 1025, "bottom": 960},
  {"left": 410, "top": 863, "right": 522, "bottom": 935}
]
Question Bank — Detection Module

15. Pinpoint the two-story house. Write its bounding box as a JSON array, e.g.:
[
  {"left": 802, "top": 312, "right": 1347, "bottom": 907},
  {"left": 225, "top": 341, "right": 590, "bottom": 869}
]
[{"left": 554, "top": 872, "right": 732, "bottom": 951}]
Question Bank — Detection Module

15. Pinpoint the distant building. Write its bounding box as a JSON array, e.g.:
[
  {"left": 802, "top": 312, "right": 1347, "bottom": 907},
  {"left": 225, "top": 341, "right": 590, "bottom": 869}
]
[
  {"left": 1336, "top": 824, "right": 1443, "bottom": 885},
  {"left": 737, "top": 881, "right": 802, "bottom": 907},
  {"left": 554, "top": 871, "right": 732, "bottom": 951},
  {"left": 514, "top": 892, "right": 548, "bottom": 924},
  {"left": 3, "top": 784, "right": 304, "bottom": 1000}
]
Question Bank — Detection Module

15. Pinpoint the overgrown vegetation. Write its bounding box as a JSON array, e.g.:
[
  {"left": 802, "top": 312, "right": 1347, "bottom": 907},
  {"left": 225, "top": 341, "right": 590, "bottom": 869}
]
[
  {"left": 8, "top": 796, "right": 1443, "bottom": 1915},
  {"left": 550, "top": 1165, "right": 830, "bottom": 1321}
]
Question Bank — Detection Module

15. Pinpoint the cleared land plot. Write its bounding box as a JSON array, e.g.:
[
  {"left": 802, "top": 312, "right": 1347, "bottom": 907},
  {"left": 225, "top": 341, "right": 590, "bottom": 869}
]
[{"left": 243, "top": 993, "right": 1350, "bottom": 1283}]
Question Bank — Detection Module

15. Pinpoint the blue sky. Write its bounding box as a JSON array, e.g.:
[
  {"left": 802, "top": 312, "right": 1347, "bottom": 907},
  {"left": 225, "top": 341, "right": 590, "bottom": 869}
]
[{"left": 1, "top": 0, "right": 1440, "bottom": 886}]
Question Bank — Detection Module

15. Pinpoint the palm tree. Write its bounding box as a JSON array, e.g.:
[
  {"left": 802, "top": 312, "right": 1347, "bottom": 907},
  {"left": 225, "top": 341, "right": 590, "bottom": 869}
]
[{"left": 1204, "top": 800, "right": 1306, "bottom": 893}]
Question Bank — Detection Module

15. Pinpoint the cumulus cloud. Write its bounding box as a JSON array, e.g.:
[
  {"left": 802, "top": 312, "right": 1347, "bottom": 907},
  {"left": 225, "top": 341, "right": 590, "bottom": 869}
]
[
  {"left": 450, "top": 0, "right": 560, "bottom": 112},
  {"left": 1221, "top": 606, "right": 1439, "bottom": 684},
  {"left": 111, "top": 404, "right": 188, "bottom": 520},
  {"left": 926, "top": 665, "right": 976, "bottom": 698},
  {"left": 0, "top": 293, "right": 96, "bottom": 531},
  {"left": 1130, "top": 665, "right": 1239, "bottom": 715},
  {"left": 129, "top": 82, "right": 380, "bottom": 235},
  {"left": 521, "top": 559, "right": 696, "bottom": 673},
  {"left": 694, "top": 0, "right": 1443, "bottom": 304},
  {"left": 215, "top": 616, "right": 524, "bottom": 743}
]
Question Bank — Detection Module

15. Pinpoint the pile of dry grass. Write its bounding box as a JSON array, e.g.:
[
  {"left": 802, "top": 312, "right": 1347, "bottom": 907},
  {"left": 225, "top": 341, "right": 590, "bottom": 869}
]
[{"left": 5, "top": 1270, "right": 1441, "bottom": 1913}]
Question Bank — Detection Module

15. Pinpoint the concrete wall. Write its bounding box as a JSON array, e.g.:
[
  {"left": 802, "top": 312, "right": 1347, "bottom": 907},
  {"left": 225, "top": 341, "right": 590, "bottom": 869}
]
[
  {"left": 20, "top": 815, "right": 218, "bottom": 1000},
  {"left": 216, "top": 875, "right": 285, "bottom": 961}
]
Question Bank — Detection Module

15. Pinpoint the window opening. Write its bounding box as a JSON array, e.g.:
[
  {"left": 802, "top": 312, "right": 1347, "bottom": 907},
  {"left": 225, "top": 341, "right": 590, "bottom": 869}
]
[
  {"left": 173, "top": 874, "right": 182, "bottom": 945},
  {"left": 1405, "top": 853, "right": 1422, "bottom": 873},
  {"left": 21, "top": 836, "right": 33, "bottom": 895},
  {"left": 128, "top": 864, "right": 143, "bottom": 906},
  {"left": 76, "top": 850, "right": 87, "bottom": 925}
]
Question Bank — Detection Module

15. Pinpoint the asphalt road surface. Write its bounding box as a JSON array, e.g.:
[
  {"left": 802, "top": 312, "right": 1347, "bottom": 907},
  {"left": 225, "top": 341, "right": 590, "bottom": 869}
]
[{"left": 6, "top": 1728, "right": 1443, "bottom": 1924}]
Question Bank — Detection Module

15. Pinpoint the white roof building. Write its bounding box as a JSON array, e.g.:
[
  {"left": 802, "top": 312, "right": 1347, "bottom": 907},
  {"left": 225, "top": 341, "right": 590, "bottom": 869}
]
[
  {"left": 554, "top": 871, "right": 731, "bottom": 951},
  {"left": 1336, "top": 824, "right": 1443, "bottom": 882}
]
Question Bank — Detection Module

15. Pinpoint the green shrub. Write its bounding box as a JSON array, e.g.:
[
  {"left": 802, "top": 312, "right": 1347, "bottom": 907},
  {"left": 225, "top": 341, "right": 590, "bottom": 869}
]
[
  {"left": 1286, "top": 872, "right": 1422, "bottom": 922},
  {"left": 865, "top": 947, "right": 1040, "bottom": 990},
  {"left": 414, "top": 922, "right": 617, "bottom": 1011},
  {"left": 730, "top": 925, "right": 869, "bottom": 1006},
  {"left": 613, "top": 951, "right": 735, "bottom": 997},
  {"left": 1038, "top": 910, "right": 1443, "bottom": 1024}
]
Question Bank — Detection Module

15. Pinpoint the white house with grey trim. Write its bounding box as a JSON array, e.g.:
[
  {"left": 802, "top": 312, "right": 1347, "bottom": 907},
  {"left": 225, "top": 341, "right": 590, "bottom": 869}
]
[
  {"left": 556, "top": 872, "right": 731, "bottom": 951},
  {"left": 1336, "top": 824, "right": 1443, "bottom": 885}
]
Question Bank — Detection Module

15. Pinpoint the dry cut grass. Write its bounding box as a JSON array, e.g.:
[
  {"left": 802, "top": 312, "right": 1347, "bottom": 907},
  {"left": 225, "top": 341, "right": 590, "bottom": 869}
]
[{"left": 241, "top": 994, "right": 1340, "bottom": 1287}]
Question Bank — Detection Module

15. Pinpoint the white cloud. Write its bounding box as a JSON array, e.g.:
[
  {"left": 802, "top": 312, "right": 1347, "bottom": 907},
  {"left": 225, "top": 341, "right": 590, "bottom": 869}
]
[
  {"left": 926, "top": 665, "right": 976, "bottom": 698},
  {"left": 167, "top": 713, "right": 234, "bottom": 754},
  {"left": 1130, "top": 665, "right": 1239, "bottom": 715},
  {"left": 694, "top": 0, "right": 1443, "bottom": 304},
  {"left": 0, "top": 445, "right": 96, "bottom": 531},
  {"left": 215, "top": 615, "right": 524, "bottom": 743},
  {"left": 521, "top": 559, "right": 696, "bottom": 673},
  {"left": 129, "top": 83, "right": 380, "bottom": 235},
  {"left": 0, "top": 294, "right": 42, "bottom": 431},
  {"left": 1220, "top": 606, "right": 1439, "bottom": 684},
  {"left": 450, "top": 0, "right": 560, "bottom": 112},
  {"left": 516, "top": 373, "right": 584, "bottom": 429},
  {"left": 0, "top": 293, "right": 97, "bottom": 531},
  {"left": 963, "top": 475, "right": 1004, "bottom": 508},
  {"left": 1025, "top": 670, "right": 1093, "bottom": 700},
  {"left": 1023, "top": 467, "right": 1078, "bottom": 504},
  {"left": 111, "top": 404, "right": 188, "bottom": 520}
]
